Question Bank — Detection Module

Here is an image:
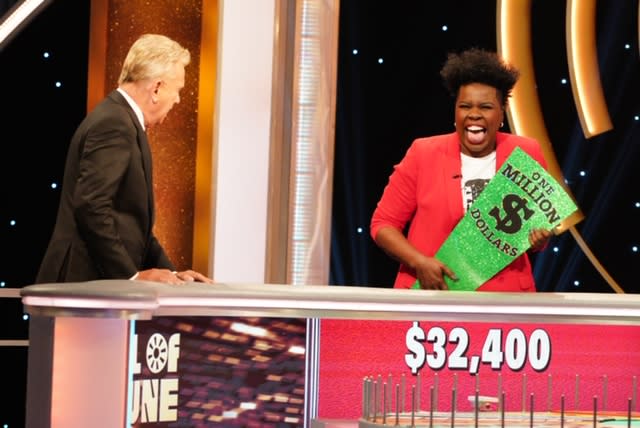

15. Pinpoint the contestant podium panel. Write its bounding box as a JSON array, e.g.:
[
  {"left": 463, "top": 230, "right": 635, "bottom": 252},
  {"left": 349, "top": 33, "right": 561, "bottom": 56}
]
[
  {"left": 130, "top": 316, "right": 307, "bottom": 426},
  {"left": 317, "top": 319, "right": 640, "bottom": 428},
  {"left": 20, "top": 281, "right": 640, "bottom": 428}
]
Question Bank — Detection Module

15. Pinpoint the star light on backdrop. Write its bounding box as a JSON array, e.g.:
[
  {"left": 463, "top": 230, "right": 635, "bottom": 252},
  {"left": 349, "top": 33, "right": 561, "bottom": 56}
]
[
  {"left": 0, "top": 2, "right": 90, "bottom": 426},
  {"left": 0, "top": 0, "right": 52, "bottom": 50}
]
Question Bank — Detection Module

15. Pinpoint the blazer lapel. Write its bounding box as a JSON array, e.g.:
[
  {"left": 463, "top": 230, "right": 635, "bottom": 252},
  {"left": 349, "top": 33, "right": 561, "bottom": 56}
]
[
  {"left": 444, "top": 133, "right": 465, "bottom": 223},
  {"left": 495, "top": 132, "right": 515, "bottom": 169}
]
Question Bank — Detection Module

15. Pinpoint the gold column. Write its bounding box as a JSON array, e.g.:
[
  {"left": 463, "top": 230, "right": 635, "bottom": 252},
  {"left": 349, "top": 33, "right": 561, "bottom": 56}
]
[{"left": 88, "top": 0, "right": 216, "bottom": 273}]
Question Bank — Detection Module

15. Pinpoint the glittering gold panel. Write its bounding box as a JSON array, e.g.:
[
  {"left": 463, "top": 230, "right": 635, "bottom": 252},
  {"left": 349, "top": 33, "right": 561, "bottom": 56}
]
[{"left": 95, "top": 0, "right": 205, "bottom": 269}]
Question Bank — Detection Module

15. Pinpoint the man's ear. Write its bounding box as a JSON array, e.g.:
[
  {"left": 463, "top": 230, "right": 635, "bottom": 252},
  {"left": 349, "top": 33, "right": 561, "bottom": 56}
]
[{"left": 150, "top": 80, "right": 162, "bottom": 103}]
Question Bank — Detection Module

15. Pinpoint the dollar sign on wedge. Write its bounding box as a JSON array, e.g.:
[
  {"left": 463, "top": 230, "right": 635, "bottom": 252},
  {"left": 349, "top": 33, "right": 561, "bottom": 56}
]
[{"left": 489, "top": 194, "right": 534, "bottom": 234}]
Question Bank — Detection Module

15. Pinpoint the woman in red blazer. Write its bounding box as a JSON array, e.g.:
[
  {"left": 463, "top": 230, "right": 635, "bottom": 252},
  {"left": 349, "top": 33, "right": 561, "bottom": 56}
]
[{"left": 370, "top": 48, "right": 551, "bottom": 292}]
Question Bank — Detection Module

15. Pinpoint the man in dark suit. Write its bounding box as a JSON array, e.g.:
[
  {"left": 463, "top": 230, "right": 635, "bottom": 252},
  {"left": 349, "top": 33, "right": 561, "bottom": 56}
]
[{"left": 37, "top": 34, "right": 212, "bottom": 285}]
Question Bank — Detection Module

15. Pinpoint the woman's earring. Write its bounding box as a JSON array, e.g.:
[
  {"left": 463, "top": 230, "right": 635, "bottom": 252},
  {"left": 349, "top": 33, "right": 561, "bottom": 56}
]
[{"left": 500, "top": 122, "right": 504, "bottom": 128}]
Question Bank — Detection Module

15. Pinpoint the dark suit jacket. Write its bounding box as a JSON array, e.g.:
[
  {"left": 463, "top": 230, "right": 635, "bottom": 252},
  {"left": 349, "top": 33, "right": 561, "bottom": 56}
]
[{"left": 36, "top": 90, "right": 175, "bottom": 283}]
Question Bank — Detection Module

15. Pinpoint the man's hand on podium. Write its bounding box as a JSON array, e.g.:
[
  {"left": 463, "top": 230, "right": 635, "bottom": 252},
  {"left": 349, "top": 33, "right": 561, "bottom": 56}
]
[{"left": 135, "top": 268, "right": 214, "bottom": 285}]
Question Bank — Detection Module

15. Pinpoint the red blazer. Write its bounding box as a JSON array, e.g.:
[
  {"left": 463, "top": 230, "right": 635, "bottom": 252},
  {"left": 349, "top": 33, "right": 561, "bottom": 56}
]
[{"left": 370, "top": 132, "right": 548, "bottom": 291}]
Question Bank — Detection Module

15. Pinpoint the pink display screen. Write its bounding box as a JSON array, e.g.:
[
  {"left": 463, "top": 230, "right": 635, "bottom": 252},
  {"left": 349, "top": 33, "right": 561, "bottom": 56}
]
[{"left": 318, "top": 319, "right": 640, "bottom": 419}]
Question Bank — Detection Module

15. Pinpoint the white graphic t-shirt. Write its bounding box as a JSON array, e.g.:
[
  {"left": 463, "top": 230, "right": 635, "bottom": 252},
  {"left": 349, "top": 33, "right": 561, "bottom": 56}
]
[{"left": 461, "top": 151, "right": 496, "bottom": 212}]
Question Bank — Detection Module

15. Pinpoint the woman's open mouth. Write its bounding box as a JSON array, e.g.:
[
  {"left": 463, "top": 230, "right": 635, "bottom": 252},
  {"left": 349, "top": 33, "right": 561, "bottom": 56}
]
[{"left": 466, "top": 125, "right": 486, "bottom": 144}]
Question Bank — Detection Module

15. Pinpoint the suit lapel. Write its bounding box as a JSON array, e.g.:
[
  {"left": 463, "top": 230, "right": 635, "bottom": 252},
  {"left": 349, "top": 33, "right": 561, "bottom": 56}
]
[
  {"left": 138, "top": 131, "right": 155, "bottom": 227},
  {"left": 109, "top": 90, "right": 155, "bottom": 228}
]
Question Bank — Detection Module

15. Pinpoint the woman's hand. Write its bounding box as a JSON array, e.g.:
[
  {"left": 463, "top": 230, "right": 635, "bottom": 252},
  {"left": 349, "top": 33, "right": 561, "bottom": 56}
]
[
  {"left": 528, "top": 228, "right": 552, "bottom": 251},
  {"left": 374, "top": 226, "right": 457, "bottom": 290},
  {"left": 413, "top": 255, "right": 457, "bottom": 290}
]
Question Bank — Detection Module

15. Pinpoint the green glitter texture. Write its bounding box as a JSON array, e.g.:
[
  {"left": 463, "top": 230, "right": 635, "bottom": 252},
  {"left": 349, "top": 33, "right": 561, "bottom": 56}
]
[{"left": 413, "top": 147, "right": 578, "bottom": 291}]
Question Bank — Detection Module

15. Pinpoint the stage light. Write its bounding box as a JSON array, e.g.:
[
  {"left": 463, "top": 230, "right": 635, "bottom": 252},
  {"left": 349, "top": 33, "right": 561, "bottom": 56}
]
[
  {"left": 0, "top": 0, "right": 52, "bottom": 51},
  {"left": 566, "top": 0, "right": 613, "bottom": 137},
  {"left": 288, "top": 345, "right": 305, "bottom": 354}
]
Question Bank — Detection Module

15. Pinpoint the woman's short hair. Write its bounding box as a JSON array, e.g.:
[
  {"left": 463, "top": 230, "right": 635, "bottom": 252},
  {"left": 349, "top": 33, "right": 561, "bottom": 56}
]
[{"left": 440, "top": 48, "right": 519, "bottom": 107}]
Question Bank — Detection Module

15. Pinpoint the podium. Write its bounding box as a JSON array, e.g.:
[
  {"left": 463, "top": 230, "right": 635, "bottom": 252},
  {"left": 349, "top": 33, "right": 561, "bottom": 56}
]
[{"left": 21, "top": 281, "right": 640, "bottom": 427}]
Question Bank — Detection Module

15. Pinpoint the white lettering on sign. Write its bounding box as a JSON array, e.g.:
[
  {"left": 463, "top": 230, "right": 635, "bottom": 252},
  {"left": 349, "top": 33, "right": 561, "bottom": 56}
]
[
  {"left": 405, "top": 322, "right": 551, "bottom": 375},
  {"left": 130, "top": 333, "right": 181, "bottom": 424}
]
